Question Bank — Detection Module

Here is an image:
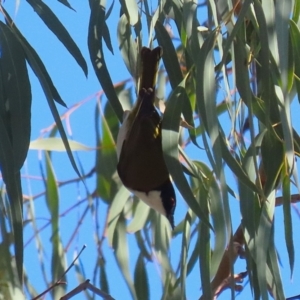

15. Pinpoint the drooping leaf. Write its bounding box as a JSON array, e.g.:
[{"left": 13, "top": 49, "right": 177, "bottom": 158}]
[
  {"left": 26, "top": 0, "right": 88, "bottom": 76},
  {"left": 0, "top": 22, "right": 32, "bottom": 171},
  {"left": 266, "top": 232, "right": 286, "bottom": 300},
  {"left": 57, "top": 0, "right": 75, "bottom": 11},
  {"left": 282, "top": 170, "right": 294, "bottom": 276},
  {"left": 127, "top": 199, "right": 150, "bottom": 233},
  {"left": 95, "top": 100, "right": 119, "bottom": 203},
  {"left": 88, "top": 0, "right": 124, "bottom": 122},
  {"left": 261, "top": 131, "right": 283, "bottom": 196},
  {"left": 117, "top": 14, "right": 138, "bottom": 81},
  {"left": 134, "top": 253, "right": 149, "bottom": 300},
  {"left": 113, "top": 215, "right": 137, "bottom": 299},
  {"left": 155, "top": 21, "right": 183, "bottom": 90},
  {"left": 7, "top": 22, "right": 84, "bottom": 180},
  {"left": 289, "top": 20, "right": 300, "bottom": 104},
  {"left": 162, "top": 84, "right": 211, "bottom": 228},
  {"left": 179, "top": 211, "right": 191, "bottom": 299},
  {"left": 3, "top": 7, "right": 66, "bottom": 107},
  {"left": 0, "top": 21, "right": 33, "bottom": 283},
  {"left": 44, "top": 152, "right": 66, "bottom": 298},
  {"left": 107, "top": 186, "right": 130, "bottom": 246},
  {"left": 30, "top": 137, "right": 92, "bottom": 151},
  {"left": 119, "top": 0, "right": 139, "bottom": 26},
  {"left": 99, "top": 258, "right": 110, "bottom": 294}
]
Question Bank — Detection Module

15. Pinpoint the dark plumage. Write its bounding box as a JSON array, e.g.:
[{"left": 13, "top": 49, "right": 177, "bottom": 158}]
[{"left": 116, "top": 47, "right": 176, "bottom": 228}]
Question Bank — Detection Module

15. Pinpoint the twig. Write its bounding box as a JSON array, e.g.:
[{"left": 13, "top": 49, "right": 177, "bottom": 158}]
[
  {"left": 60, "top": 279, "right": 115, "bottom": 300},
  {"left": 31, "top": 245, "right": 86, "bottom": 300},
  {"left": 199, "top": 225, "right": 246, "bottom": 299},
  {"left": 22, "top": 167, "right": 96, "bottom": 203}
]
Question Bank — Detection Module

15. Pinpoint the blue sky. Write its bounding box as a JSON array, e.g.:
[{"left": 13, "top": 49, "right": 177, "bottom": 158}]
[{"left": 2, "top": 1, "right": 300, "bottom": 299}]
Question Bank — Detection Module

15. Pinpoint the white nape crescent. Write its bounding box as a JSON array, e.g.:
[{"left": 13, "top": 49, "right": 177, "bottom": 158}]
[{"left": 129, "top": 189, "right": 166, "bottom": 216}]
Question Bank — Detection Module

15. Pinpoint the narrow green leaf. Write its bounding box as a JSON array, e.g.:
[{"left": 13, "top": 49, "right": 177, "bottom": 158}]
[
  {"left": 266, "top": 235, "right": 285, "bottom": 300},
  {"left": 195, "top": 29, "right": 231, "bottom": 279},
  {"left": 134, "top": 254, "right": 149, "bottom": 300},
  {"left": 274, "top": 85, "right": 294, "bottom": 174},
  {"left": 196, "top": 29, "right": 218, "bottom": 135},
  {"left": 164, "top": 0, "right": 183, "bottom": 39},
  {"left": 0, "top": 203, "right": 22, "bottom": 290},
  {"left": 30, "top": 137, "right": 92, "bottom": 151},
  {"left": 88, "top": 0, "right": 124, "bottom": 122},
  {"left": 261, "top": 131, "right": 283, "bottom": 196},
  {"left": 117, "top": 14, "right": 138, "bottom": 80},
  {"left": 147, "top": 0, "right": 167, "bottom": 46},
  {"left": 233, "top": 36, "right": 253, "bottom": 119},
  {"left": 103, "top": 21, "right": 114, "bottom": 54},
  {"left": 95, "top": 100, "right": 119, "bottom": 203},
  {"left": 198, "top": 221, "right": 212, "bottom": 299},
  {"left": 105, "top": 0, "right": 115, "bottom": 20},
  {"left": 99, "top": 258, "right": 110, "bottom": 293},
  {"left": 155, "top": 20, "right": 183, "bottom": 89},
  {"left": 207, "top": 172, "right": 227, "bottom": 277},
  {"left": 218, "top": 0, "right": 252, "bottom": 69},
  {"left": 162, "top": 84, "right": 211, "bottom": 228},
  {"left": 287, "top": 33, "right": 294, "bottom": 92},
  {"left": 0, "top": 22, "right": 30, "bottom": 283},
  {"left": 182, "top": 0, "right": 198, "bottom": 48},
  {"left": 107, "top": 186, "right": 130, "bottom": 246},
  {"left": 3, "top": 8, "right": 66, "bottom": 107},
  {"left": 239, "top": 181, "right": 257, "bottom": 248},
  {"left": 293, "top": 0, "right": 300, "bottom": 23},
  {"left": 253, "top": 0, "right": 273, "bottom": 122},
  {"left": 57, "top": 0, "right": 75, "bottom": 11},
  {"left": 186, "top": 233, "right": 199, "bottom": 276},
  {"left": 135, "top": 231, "right": 151, "bottom": 261},
  {"left": 127, "top": 200, "right": 150, "bottom": 233},
  {"left": 113, "top": 216, "right": 137, "bottom": 299},
  {"left": 0, "top": 133, "right": 23, "bottom": 284},
  {"left": 289, "top": 20, "right": 300, "bottom": 104},
  {"left": 180, "top": 211, "right": 191, "bottom": 299},
  {"left": 152, "top": 214, "right": 178, "bottom": 298},
  {"left": 219, "top": 135, "right": 259, "bottom": 193},
  {"left": 178, "top": 146, "right": 199, "bottom": 178},
  {"left": 181, "top": 77, "right": 201, "bottom": 148},
  {"left": 119, "top": 0, "right": 139, "bottom": 26},
  {"left": 45, "top": 152, "right": 58, "bottom": 245},
  {"left": 26, "top": 0, "right": 88, "bottom": 76},
  {"left": 282, "top": 172, "right": 294, "bottom": 276},
  {"left": 7, "top": 22, "right": 84, "bottom": 180},
  {"left": 7, "top": 21, "right": 80, "bottom": 213},
  {"left": 44, "top": 153, "right": 66, "bottom": 298},
  {"left": 0, "top": 22, "right": 32, "bottom": 171},
  {"left": 275, "top": 0, "right": 292, "bottom": 93},
  {"left": 256, "top": 191, "right": 276, "bottom": 300}
]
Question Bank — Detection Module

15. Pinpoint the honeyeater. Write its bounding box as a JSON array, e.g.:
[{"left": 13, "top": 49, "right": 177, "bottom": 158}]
[{"left": 116, "top": 46, "right": 176, "bottom": 228}]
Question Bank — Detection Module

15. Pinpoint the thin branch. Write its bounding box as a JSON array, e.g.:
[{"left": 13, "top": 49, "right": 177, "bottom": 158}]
[
  {"left": 60, "top": 279, "right": 115, "bottom": 300},
  {"left": 31, "top": 245, "right": 86, "bottom": 300},
  {"left": 22, "top": 167, "right": 96, "bottom": 203}
]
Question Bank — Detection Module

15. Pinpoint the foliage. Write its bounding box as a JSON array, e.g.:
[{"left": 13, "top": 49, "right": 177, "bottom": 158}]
[{"left": 0, "top": 0, "right": 300, "bottom": 299}]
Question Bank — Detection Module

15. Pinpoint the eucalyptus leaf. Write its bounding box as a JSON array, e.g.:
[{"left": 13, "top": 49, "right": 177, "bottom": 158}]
[
  {"left": 30, "top": 137, "right": 92, "bottom": 151},
  {"left": 26, "top": 0, "right": 88, "bottom": 76},
  {"left": 88, "top": 0, "right": 124, "bottom": 122}
]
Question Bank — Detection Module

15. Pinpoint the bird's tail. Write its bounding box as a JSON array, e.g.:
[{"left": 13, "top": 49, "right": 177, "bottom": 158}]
[
  {"left": 138, "top": 46, "right": 163, "bottom": 94},
  {"left": 129, "top": 46, "right": 163, "bottom": 124}
]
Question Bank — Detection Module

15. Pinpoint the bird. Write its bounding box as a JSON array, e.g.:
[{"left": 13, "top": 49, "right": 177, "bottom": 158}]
[{"left": 116, "top": 46, "right": 176, "bottom": 228}]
